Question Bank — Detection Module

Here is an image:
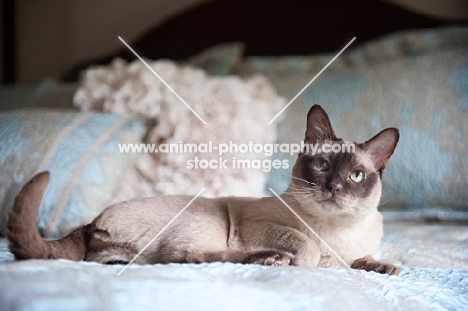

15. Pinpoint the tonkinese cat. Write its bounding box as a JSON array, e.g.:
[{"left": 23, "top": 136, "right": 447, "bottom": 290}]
[{"left": 7, "top": 105, "right": 400, "bottom": 274}]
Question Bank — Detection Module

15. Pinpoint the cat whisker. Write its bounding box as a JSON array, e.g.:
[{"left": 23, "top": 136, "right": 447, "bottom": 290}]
[
  {"left": 282, "top": 193, "right": 313, "bottom": 198},
  {"left": 285, "top": 187, "right": 314, "bottom": 193},
  {"left": 378, "top": 192, "right": 390, "bottom": 209},
  {"left": 378, "top": 198, "right": 389, "bottom": 207},
  {"left": 282, "top": 190, "right": 318, "bottom": 198},
  {"left": 284, "top": 192, "right": 321, "bottom": 203},
  {"left": 283, "top": 186, "right": 313, "bottom": 192},
  {"left": 284, "top": 186, "right": 321, "bottom": 194},
  {"left": 288, "top": 183, "right": 316, "bottom": 188},
  {"left": 284, "top": 191, "right": 316, "bottom": 197},
  {"left": 287, "top": 184, "right": 320, "bottom": 191},
  {"left": 282, "top": 196, "right": 316, "bottom": 205},
  {"left": 290, "top": 176, "right": 316, "bottom": 186},
  {"left": 277, "top": 172, "right": 317, "bottom": 186}
]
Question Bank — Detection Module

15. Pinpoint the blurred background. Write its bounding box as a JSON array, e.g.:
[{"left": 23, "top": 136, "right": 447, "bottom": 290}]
[{"left": 2, "top": 0, "right": 468, "bottom": 84}]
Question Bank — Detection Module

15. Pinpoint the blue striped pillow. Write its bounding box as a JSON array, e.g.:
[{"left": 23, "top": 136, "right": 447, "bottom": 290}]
[{"left": 0, "top": 110, "right": 145, "bottom": 238}]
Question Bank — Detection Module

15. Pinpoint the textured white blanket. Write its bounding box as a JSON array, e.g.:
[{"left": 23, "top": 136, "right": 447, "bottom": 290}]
[{"left": 1, "top": 222, "right": 467, "bottom": 311}]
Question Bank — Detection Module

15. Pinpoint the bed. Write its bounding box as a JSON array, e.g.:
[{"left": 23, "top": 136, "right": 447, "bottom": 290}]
[
  {"left": 0, "top": 219, "right": 467, "bottom": 310},
  {"left": 1, "top": 1, "right": 467, "bottom": 310}
]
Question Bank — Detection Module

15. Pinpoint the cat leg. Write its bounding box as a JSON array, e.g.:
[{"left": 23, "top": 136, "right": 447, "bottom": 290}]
[
  {"left": 105, "top": 260, "right": 129, "bottom": 265},
  {"left": 86, "top": 232, "right": 147, "bottom": 264},
  {"left": 184, "top": 250, "right": 291, "bottom": 266},
  {"left": 246, "top": 251, "right": 291, "bottom": 266},
  {"left": 351, "top": 255, "right": 399, "bottom": 275},
  {"left": 241, "top": 223, "right": 320, "bottom": 267}
]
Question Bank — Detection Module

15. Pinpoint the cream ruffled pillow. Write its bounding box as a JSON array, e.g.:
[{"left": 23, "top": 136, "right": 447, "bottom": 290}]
[{"left": 74, "top": 58, "right": 286, "bottom": 199}]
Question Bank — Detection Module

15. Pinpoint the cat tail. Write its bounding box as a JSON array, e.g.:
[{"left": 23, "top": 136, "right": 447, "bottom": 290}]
[{"left": 6, "top": 171, "right": 89, "bottom": 261}]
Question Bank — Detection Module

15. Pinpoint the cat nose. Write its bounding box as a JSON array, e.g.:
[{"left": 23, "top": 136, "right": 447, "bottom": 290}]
[{"left": 327, "top": 181, "right": 342, "bottom": 196}]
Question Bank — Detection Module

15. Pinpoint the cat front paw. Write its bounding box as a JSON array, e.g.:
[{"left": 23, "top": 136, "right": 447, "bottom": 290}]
[
  {"left": 351, "top": 256, "right": 399, "bottom": 275},
  {"left": 318, "top": 253, "right": 333, "bottom": 268},
  {"left": 248, "top": 251, "right": 291, "bottom": 266}
]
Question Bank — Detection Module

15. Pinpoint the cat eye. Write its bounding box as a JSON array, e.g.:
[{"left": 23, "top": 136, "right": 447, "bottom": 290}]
[
  {"left": 312, "top": 158, "right": 329, "bottom": 171},
  {"left": 349, "top": 170, "right": 365, "bottom": 183}
]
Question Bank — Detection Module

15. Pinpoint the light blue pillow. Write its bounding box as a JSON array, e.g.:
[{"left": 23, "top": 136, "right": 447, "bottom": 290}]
[
  {"left": 0, "top": 110, "right": 145, "bottom": 237},
  {"left": 259, "top": 29, "right": 468, "bottom": 210}
]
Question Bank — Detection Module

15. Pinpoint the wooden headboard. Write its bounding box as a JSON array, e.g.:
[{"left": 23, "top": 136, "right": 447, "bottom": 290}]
[{"left": 59, "top": 0, "right": 466, "bottom": 81}]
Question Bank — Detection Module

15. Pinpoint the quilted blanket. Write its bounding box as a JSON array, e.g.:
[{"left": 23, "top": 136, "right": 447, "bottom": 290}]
[{"left": 0, "top": 220, "right": 466, "bottom": 311}]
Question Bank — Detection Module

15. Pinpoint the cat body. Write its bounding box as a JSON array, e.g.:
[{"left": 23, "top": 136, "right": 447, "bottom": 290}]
[
  {"left": 7, "top": 105, "right": 399, "bottom": 274},
  {"left": 86, "top": 194, "right": 381, "bottom": 268}
]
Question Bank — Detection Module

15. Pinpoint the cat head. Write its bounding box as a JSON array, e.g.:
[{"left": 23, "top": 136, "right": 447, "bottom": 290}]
[{"left": 290, "top": 105, "right": 399, "bottom": 218}]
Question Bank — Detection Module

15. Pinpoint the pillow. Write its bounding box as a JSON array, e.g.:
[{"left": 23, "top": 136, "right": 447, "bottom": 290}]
[
  {"left": 187, "top": 42, "right": 245, "bottom": 76},
  {"left": 0, "top": 78, "right": 77, "bottom": 111},
  {"left": 73, "top": 58, "right": 286, "bottom": 199},
  {"left": 251, "top": 28, "right": 468, "bottom": 210},
  {"left": 0, "top": 110, "right": 145, "bottom": 238},
  {"left": 235, "top": 27, "right": 468, "bottom": 78}
]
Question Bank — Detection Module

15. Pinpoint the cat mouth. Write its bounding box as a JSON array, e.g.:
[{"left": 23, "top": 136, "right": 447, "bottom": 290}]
[
  {"left": 320, "top": 196, "right": 343, "bottom": 209},
  {"left": 321, "top": 194, "right": 338, "bottom": 202}
]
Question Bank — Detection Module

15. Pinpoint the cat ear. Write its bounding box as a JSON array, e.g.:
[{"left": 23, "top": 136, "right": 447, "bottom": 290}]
[
  {"left": 362, "top": 128, "right": 399, "bottom": 171},
  {"left": 305, "top": 105, "right": 337, "bottom": 143}
]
